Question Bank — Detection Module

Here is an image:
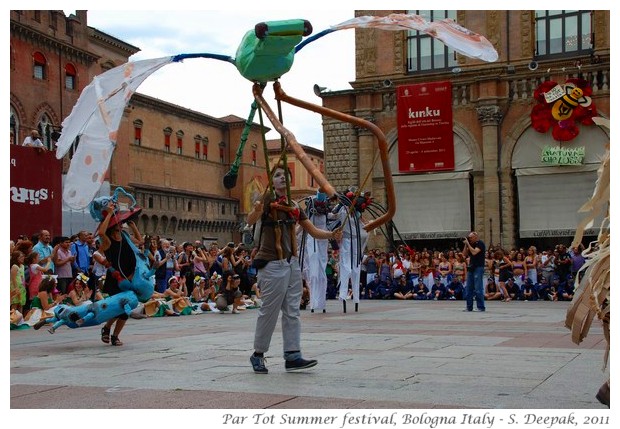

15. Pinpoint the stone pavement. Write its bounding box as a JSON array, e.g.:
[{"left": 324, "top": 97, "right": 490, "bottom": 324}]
[{"left": 10, "top": 299, "right": 609, "bottom": 411}]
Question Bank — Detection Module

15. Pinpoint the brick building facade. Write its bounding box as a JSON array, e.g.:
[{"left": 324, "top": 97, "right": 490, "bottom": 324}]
[
  {"left": 320, "top": 10, "right": 610, "bottom": 251},
  {"left": 10, "top": 10, "right": 271, "bottom": 244}
]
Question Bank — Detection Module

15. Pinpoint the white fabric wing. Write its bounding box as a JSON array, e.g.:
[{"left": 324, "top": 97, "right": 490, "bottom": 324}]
[
  {"left": 56, "top": 56, "right": 175, "bottom": 209},
  {"left": 332, "top": 13, "right": 498, "bottom": 62}
]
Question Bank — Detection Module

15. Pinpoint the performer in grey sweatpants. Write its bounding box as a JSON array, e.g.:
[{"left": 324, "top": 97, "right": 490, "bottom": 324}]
[
  {"left": 254, "top": 258, "right": 302, "bottom": 356},
  {"left": 246, "top": 163, "right": 342, "bottom": 374}
]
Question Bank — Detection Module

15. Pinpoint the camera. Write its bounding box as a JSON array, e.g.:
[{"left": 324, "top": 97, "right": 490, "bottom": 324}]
[{"left": 227, "top": 242, "right": 235, "bottom": 248}]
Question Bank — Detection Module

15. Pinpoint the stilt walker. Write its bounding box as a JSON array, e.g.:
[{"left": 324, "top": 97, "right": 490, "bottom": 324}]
[
  {"left": 333, "top": 191, "right": 370, "bottom": 313},
  {"left": 299, "top": 190, "right": 332, "bottom": 313}
]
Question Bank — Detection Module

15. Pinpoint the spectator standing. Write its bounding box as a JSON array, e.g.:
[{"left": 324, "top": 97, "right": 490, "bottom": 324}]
[
  {"left": 525, "top": 246, "right": 539, "bottom": 284},
  {"left": 570, "top": 245, "right": 586, "bottom": 279},
  {"left": 193, "top": 244, "right": 209, "bottom": 278},
  {"left": 462, "top": 231, "right": 486, "bottom": 312},
  {"left": 452, "top": 252, "right": 467, "bottom": 284},
  {"left": 554, "top": 244, "right": 572, "bottom": 283},
  {"left": 71, "top": 230, "right": 91, "bottom": 277},
  {"left": 363, "top": 251, "right": 378, "bottom": 290},
  {"left": 25, "top": 251, "right": 51, "bottom": 308},
  {"left": 10, "top": 251, "right": 27, "bottom": 313},
  {"left": 218, "top": 244, "right": 238, "bottom": 289},
  {"left": 391, "top": 255, "right": 406, "bottom": 284},
  {"left": 540, "top": 248, "right": 556, "bottom": 285},
  {"left": 207, "top": 243, "right": 224, "bottom": 277},
  {"left": 493, "top": 249, "right": 513, "bottom": 302},
  {"left": 52, "top": 237, "right": 75, "bottom": 294},
  {"left": 409, "top": 253, "right": 421, "bottom": 282},
  {"left": 511, "top": 252, "right": 527, "bottom": 288},
  {"left": 153, "top": 239, "right": 177, "bottom": 293},
  {"left": 437, "top": 254, "right": 452, "bottom": 283},
  {"left": 90, "top": 241, "right": 108, "bottom": 294},
  {"left": 325, "top": 250, "right": 338, "bottom": 299},
  {"left": 32, "top": 229, "right": 54, "bottom": 274},
  {"left": 177, "top": 242, "right": 196, "bottom": 296},
  {"left": 377, "top": 253, "right": 391, "bottom": 285}
]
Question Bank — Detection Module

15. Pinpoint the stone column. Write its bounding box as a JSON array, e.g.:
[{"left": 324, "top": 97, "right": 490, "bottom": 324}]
[{"left": 476, "top": 105, "right": 502, "bottom": 247}]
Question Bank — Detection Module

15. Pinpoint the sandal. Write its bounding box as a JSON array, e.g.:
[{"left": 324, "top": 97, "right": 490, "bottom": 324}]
[
  {"left": 101, "top": 326, "right": 111, "bottom": 344},
  {"left": 111, "top": 335, "right": 123, "bottom": 346}
]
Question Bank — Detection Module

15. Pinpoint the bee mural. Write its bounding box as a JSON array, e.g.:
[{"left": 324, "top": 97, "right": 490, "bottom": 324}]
[{"left": 531, "top": 78, "right": 598, "bottom": 142}]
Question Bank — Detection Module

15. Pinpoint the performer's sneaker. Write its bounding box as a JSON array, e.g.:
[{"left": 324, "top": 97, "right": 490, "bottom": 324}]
[
  {"left": 285, "top": 358, "right": 317, "bottom": 372},
  {"left": 250, "top": 354, "right": 268, "bottom": 374}
]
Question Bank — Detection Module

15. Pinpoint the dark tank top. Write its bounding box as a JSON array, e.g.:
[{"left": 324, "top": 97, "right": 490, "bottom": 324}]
[{"left": 104, "top": 234, "right": 136, "bottom": 278}]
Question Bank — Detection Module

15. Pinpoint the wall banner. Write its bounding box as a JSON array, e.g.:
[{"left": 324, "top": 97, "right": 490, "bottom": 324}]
[
  {"left": 396, "top": 81, "right": 454, "bottom": 173},
  {"left": 10, "top": 145, "right": 63, "bottom": 239}
]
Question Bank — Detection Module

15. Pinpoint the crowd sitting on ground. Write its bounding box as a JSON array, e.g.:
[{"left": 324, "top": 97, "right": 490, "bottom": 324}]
[{"left": 10, "top": 229, "right": 587, "bottom": 329}]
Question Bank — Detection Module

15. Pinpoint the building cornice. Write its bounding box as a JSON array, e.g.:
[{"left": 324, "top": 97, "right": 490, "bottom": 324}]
[
  {"left": 88, "top": 27, "right": 140, "bottom": 57},
  {"left": 11, "top": 20, "right": 100, "bottom": 65},
  {"left": 129, "top": 93, "right": 226, "bottom": 128},
  {"left": 128, "top": 182, "right": 238, "bottom": 202}
]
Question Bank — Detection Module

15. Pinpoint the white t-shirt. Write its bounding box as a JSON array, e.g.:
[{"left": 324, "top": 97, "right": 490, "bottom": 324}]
[{"left": 23, "top": 136, "right": 44, "bottom": 147}]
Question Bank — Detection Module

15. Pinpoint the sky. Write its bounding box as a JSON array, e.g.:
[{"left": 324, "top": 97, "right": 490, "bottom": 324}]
[{"left": 79, "top": 9, "right": 357, "bottom": 150}]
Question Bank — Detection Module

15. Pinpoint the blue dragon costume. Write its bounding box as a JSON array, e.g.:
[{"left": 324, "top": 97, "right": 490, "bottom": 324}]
[{"left": 36, "top": 188, "right": 154, "bottom": 334}]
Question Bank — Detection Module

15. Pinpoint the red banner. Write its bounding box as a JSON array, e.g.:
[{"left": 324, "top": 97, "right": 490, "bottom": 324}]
[
  {"left": 396, "top": 81, "right": 454, "bottom": 172},
  {"left": 10, "top": 145, "right": 63, "bottom": 240}
]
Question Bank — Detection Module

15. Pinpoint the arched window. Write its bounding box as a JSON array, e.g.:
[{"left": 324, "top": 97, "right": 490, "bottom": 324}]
[
  {"left": 65, "top": 63, "right": 77, "bottom": 90},
  {"left": 194, "top": 135, "right": 201, "bottom": 159},
  {"left": 202, "top": 137, "right": 209, "bottom": 160},
  {"left": 219, "top": 141, "right": 226, "bottom": 164},
  {"left": 406, "top": 10, "right": 457, "bottom": 73},
  {"left": 133, "top": 119, "right": 143, "bottom": 146},
  {"left": 535, "top": 10, "right": 593, "bottom": 58},
  {"left": 176, "top": 130, "right": 184, "bottom": 155},
  {"left": 163, "top": 127, "right": 172, "bottom": 153},
  {"left": 38, "top": 114, "right": 54, "bottom": 150},
  {"left": 33, "top": 52, "right": 46, "bottom": 80}
]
